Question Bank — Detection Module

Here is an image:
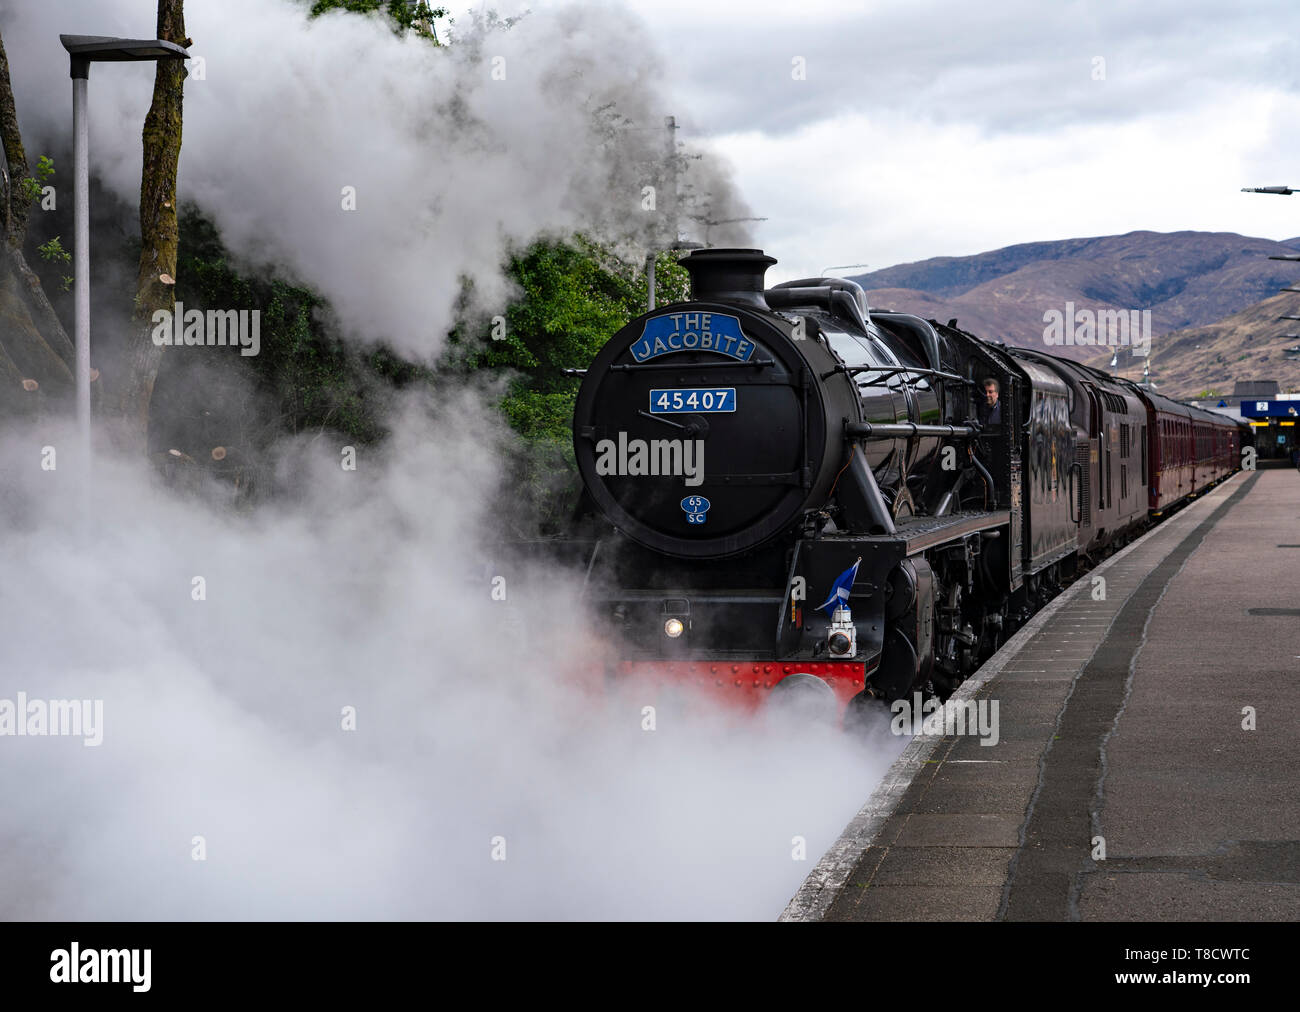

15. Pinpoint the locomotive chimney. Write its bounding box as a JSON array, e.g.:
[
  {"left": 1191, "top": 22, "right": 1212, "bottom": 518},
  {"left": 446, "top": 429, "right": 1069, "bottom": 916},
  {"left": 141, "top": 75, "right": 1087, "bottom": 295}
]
[{"left": 679, "top": 248, "right": 776, "bottom": 310}]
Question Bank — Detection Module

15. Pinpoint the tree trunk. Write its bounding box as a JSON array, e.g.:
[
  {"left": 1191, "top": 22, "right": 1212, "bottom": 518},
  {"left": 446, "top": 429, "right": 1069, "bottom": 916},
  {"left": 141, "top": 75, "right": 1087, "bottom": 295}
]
[{"left": 106, "top": 0, "right": 188, "bottom": 448}]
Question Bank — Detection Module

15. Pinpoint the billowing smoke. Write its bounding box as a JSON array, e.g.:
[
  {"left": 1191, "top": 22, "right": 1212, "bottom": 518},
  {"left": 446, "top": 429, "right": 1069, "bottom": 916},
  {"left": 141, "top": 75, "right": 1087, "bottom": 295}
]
[
  {"left": 0, "top": 406, "right": 905, "bottom": 919},
  {"left": 4, "top": 0, "right": 754, "bottom": 357},
  {"left": 0, "top": 0, "right": 903, "bottom": 920}
]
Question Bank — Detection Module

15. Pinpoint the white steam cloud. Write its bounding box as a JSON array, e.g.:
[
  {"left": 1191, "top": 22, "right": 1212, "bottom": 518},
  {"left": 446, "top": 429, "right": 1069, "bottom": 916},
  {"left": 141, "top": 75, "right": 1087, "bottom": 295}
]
[
  {"left": 0, "top": 407, "right": 904, "bottom": 919},
  {"left": 0, "top": 0, "right": 901, "bottom": 920},
  {"left": 4, "top": 0, "right": 753, "bottom": 358}
]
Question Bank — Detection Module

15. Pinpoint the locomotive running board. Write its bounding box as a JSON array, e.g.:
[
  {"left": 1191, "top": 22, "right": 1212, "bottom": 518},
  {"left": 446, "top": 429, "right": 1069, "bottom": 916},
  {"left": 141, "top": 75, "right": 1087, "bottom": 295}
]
[{"left": 818, "top": 510, "right": 1010, "bottom": 556}]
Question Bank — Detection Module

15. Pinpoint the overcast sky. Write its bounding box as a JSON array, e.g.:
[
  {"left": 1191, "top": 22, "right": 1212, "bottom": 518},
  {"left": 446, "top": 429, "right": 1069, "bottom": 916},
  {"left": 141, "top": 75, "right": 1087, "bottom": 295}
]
[
  {"left": 578, "top": 0, "right": 1300, "bottom": 283},
  {"left": 21, "top": 0, "right": 1300, "bottom": 290}
]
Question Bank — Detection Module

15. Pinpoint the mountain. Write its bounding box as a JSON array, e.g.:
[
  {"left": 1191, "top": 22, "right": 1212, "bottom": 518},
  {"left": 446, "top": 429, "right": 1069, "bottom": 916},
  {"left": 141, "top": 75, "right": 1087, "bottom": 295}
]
[
  {"left": 1112, "top": 294, "right": 1300, "bottom": 398},
  {"left": 850, "top": 230, "right": 1300, "bottom": 397}
]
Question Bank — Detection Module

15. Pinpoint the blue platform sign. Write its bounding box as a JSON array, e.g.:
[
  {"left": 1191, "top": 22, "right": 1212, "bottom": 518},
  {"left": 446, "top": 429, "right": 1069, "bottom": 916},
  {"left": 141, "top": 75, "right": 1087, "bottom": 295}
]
[
  {"left": 1242, "top": 400, "right": 1300, "bottom": 418},
  {"left": 630, "top": 312, "right": 755, "bottom": 363}
]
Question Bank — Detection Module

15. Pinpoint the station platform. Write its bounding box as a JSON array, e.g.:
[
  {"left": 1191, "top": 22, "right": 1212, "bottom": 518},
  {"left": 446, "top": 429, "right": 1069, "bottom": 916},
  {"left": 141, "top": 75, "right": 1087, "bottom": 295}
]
[{"left": 784, "top": 467, "right": 1300, "bottom": 921}]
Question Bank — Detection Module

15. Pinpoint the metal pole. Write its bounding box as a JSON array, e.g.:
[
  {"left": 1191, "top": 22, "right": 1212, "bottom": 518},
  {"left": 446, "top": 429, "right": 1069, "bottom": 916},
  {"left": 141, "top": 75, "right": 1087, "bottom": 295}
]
[
  {"left": 647, "top": 251, "right": 656, "bottom": 312},
  {"left": 72, "top": 74, "right": 90, "bottom": 464},
  {"left": 663, "top": 116, "right": 677, "bottom": 246}
]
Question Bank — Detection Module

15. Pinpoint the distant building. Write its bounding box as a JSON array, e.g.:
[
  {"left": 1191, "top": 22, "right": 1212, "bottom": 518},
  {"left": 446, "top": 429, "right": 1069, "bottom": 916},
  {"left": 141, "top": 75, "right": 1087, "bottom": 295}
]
[
  {"left": 1188, "top": 379, "right": 1300, "bottom": 413},
  {"left": 1232, "top": 380, "right": 1280, "bottom": 399},
  {"left": 1185, "top": 398, "right": 1242, "bottom": 421},
  {"left": 1232, "top": 379, "right": 1300, "bottom": 459}
]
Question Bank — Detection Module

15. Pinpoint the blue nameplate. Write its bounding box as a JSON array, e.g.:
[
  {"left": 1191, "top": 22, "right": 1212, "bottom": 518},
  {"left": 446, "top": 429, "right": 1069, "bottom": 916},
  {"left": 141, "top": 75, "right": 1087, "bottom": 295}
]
[{"left": 629, "top": 312, "right": 755, "bottom": 363}]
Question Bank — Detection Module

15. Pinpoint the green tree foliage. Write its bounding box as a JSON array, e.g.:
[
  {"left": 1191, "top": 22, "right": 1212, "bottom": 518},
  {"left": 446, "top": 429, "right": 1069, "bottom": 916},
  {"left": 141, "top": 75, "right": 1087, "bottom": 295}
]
[
  {"left": 308, "top": 0, "right": 449, "bottom": 40},
  {"left": 439, "top": 239, "right": 688, "bottom": 532},
  {"left": 164, "top": 209, "right": 674, "bottom": 529},
  {"left": 154, "top": 0, "right": 684, "bottom": 527},
  {"left": 36, "top": 235, "right": 69, "bottom": 265},
  {"left": 22, "top": 158, "right": 69, "bottom": 291},
  {"left": 163, "top": 208, "right": 418, "bottom": 451},
  {"left": 170, "top": 211, "right": 676, "bottom": 453},
  {"left": 35, "top": 233, "right": 72, "bottom": 291},
  {"left": 459, "top": 238, "right": 688, "bottom": 442},
  {"left": 18, "top": 153, "right": 53, "bottom": 204}
]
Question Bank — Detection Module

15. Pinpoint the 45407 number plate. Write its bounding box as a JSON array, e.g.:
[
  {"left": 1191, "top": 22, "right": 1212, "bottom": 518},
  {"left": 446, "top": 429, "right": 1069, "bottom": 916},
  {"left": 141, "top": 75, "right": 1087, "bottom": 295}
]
[{"left": 648, "top": 388, "right": 736, "bottom": 413}]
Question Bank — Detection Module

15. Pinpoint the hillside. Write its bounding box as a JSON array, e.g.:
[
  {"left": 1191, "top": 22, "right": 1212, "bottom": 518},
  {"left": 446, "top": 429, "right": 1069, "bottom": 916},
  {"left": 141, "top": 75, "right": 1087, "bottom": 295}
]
[
  {"left": 1112, "top": 294, "right": 1300, "bottom": 398},
  {"left": 851, "top": 230, "right": 1300, "bottom": 398}
]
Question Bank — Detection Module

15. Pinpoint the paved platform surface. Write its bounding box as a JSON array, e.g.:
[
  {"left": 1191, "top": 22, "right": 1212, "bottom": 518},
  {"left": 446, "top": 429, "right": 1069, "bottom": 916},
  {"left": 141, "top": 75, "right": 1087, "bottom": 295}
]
[{"left": 785, "top": 467, "right": 1300, "bottom": 921}]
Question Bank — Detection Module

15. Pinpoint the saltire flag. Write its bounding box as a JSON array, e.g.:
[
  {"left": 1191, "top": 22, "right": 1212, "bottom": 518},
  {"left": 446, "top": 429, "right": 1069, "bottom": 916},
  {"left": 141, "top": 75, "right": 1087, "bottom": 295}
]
[{"left": 816, "top": 557, "right": 861, "bottom": 618}]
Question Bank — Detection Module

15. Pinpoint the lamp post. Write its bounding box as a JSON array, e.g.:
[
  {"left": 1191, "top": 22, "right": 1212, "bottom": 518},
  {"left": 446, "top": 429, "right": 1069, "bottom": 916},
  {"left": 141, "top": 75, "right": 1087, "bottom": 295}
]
[
  {"left": 1243, "top": 186, "right": 1300, "bottom": 411},
  {"left": 59, "top": 35, "right": 188, "bottom": 464}
]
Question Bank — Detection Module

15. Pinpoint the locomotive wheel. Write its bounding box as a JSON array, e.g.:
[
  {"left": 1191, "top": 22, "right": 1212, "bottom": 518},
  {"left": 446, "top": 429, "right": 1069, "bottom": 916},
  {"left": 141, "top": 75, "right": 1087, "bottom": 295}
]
[
  {"left": 764, "top": 673, "right": 839, "bottom": 729},
  {"left": 842, "top": 690, "right": 889, "bottom": 737}
]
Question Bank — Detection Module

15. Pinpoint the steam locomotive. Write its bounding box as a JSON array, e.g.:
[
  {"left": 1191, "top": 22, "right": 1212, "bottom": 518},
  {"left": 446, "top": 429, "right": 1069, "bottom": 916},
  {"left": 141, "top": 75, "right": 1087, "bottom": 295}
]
[{"left": 567, "top": 248, "right": 1243, "bottom": 716}]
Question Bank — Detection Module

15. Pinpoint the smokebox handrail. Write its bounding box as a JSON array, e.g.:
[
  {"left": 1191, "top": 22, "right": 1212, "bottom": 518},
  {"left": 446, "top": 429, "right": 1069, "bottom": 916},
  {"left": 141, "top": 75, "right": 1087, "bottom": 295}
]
[
  {"left": 844, "top": 421, "right": 976, "bottom": 439},
  {"left": 823, "top": 364, "right": 970, "bottom": 385}
]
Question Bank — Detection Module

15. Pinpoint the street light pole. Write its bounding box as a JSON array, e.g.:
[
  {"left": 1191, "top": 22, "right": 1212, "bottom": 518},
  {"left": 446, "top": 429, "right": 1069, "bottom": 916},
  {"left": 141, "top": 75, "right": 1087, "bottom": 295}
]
[
  {"left": 1243, "top": 184, "right": 1300, "bottom": 414},
  {"left": 60, "top": 35, "right": 188, "bottom": 466},
  {"left": 72, "top": 72, "right": 90, "bottom": 462}
]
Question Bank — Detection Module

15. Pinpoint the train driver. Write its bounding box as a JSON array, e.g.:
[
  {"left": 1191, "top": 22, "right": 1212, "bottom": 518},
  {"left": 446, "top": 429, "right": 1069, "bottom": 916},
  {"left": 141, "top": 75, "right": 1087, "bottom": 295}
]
[{"left": 978, "top": 378, "right": 1002, "bottom": 426}]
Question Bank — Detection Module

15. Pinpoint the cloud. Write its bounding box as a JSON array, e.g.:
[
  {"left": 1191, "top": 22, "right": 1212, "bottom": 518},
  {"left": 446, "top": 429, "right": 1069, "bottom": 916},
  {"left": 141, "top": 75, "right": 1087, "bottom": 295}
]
[
  {"left": 614, "top": 0, "right": 1300, "bottom": 281},
  {"left": 626, "top": 0, "right": 1297, "bottom": 136},
  {"left": 731, "top": 91, "right": 1300, "bottom": 282}
]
